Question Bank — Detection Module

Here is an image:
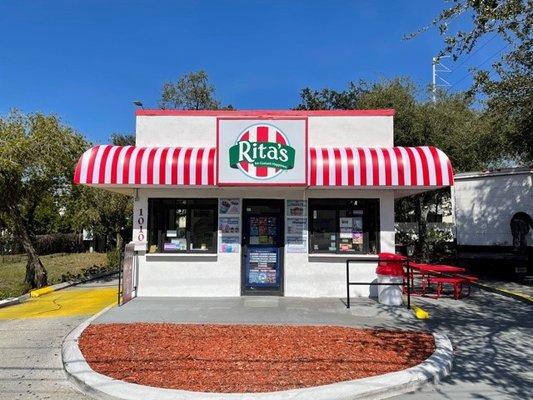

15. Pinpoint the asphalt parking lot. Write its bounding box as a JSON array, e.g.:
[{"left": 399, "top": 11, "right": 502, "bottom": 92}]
[{"left": 0, "top": 280, "right": 531, "bottom": 399}]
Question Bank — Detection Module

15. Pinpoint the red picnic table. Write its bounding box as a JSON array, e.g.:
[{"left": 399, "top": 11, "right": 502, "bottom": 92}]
[{"left": 407, "top": 263, "right": 476, "bottom": 299}]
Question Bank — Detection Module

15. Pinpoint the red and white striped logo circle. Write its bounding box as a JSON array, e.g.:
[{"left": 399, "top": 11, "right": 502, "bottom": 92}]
[{"left": 235, "top": 124, "right": 290, "bottom": 180}]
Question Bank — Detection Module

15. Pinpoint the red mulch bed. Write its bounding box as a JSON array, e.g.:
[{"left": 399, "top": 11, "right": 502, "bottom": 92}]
[{"left": 79, "top": 323, "right": 435, "bottom": 393}]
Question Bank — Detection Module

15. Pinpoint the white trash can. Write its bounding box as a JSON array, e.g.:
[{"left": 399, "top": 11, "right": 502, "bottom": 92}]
[{"left": 377, "top": 274, "right": 404, "bottom": 306}]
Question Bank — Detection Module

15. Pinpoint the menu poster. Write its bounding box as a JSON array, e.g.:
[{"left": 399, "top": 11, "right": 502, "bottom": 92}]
[
  {"left": 339, "top": 215, "right": 364, "bottom": 252},
  {"left": 247, "top": 247, "right": 279, "bottom": 286},
  {"left": 218, "top": 199, "right": 241, "bottom": 253},
  {"left": 353, "top": 232, "right": 364, "bottom": 245},
  {"left": 339, "top": 218, "right": 353, "bottom": 239},
  {"left": 353, "top": 215, "right": 363, "bottom": 230},
  {"left": 219, "top": 217, "right": 240, "bottom": 235},
  {"left": 286, "top": 200, "right": 306, "bottom": 217},
  {"left": 220, "top": 236, "right": 240, "bottom": 253},
  {"left": 166, "top": 230, "right": 177, "bottom": 238},
  {"left": 250, "top": 216, "right": 277, "bottom": 237},
  {"left": 287, "top": 217, "right": 306, "bottom": 235},
  {"left": 219, "top": 199, "right": 241, "bottom": 215},
  {"left": 286, "top": 236, "right": 307, "bottom": 253},
  {"left": 286, "top": 216, "right": 307, "bottom": 253},
  {"left": 285, "top": 200, "right": 307, "bottom": 254},
  {"left": 163, "top": 238, "right": 187, "bottom": 251},
  {"left": 352, "top": 215, "right": 363, "bottom": 246}
]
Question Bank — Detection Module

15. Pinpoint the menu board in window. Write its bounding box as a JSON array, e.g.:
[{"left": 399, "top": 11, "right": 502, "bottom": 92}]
[
  {"left": 246, "top": 247, "right": 280, "bottom": 286},
  {"left": 339, "top": 214, "right": 364, "bottom": 252},
  {"left": 249, "top": 216, "right": 277, "bottom": 245}
]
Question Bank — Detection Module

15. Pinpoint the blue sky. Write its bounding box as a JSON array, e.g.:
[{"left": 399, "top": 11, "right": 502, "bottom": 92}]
[{"left": 0, "top": 1, "right": 505, "bottom": 144}]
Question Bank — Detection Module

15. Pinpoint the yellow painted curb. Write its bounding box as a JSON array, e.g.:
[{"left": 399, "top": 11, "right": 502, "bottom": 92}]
[
  {"left": 412, "top": 305, "right": 430, "bottom": 320},
  {"left": 30, "top": 286, "right": 56, "bottom": 298},
  {"left": 497, "top": 288, "right": 532, "bottom": 302},
  {"left": 475, "top": 282, "right": 533, "bottom": 304}
]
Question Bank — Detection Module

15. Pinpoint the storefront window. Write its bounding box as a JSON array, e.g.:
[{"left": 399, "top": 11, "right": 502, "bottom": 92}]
[
  {"left": 148, "top": 199, "right": 217, "bottom": 253},
  {"left": 308, "top": 199, "right": 380, "bottom": 254}
]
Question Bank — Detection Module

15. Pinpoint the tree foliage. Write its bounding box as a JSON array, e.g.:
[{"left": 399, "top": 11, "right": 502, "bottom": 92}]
[
  {"left": 411, "top": 0, "right": 532, "bottom": 162},
  {"left": 159, "top": 70, "right": 233, "bottom": 110},
  {"left": 110, "top": 133, "right": 135, "bottom": 146},
  {"left": 297, "top": 78, "right": 505, "bottom": 171},
  {"left": 69, "top": 187, "right": 132, "bottom": 251},
  {"left": 0, "top": 111, "right": 87, "bottom": 287},
  {"left": 295, "top": 82, "right": 365, "bottom": 110},
  {"left": 295, "top": 78, "right": 507, "bottom": 259}
]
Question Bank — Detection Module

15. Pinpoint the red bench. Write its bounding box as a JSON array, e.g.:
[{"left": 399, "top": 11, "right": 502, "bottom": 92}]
[
  {"left": 427, "top": 275, "right": 479, "bottom": 299},
  {"left": 457, "top": 275, "right": 479, "bottom": 298},
  {"left": 428, "top": 277, "right": 464, "bottom": 299}
]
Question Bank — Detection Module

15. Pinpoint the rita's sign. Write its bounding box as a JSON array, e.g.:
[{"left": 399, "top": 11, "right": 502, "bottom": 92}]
[
  {"left": 218, "top": 118, "right": 307, "bottom": 185},
  {"left": 229, "top": 124, "right": 295, "bottom": 179}
]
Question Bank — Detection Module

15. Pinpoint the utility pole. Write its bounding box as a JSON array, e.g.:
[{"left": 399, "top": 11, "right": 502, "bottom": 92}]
[{"left": 431, "top": 56, "right": 451, "bottom": 103}]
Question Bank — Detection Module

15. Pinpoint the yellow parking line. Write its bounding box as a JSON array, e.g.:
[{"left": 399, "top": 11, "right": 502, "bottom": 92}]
[{"left": 0, "top": 287, "right": 117, "bottom": 319}]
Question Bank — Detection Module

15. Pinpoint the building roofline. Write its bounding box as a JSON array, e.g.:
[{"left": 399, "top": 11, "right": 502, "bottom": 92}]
[
  {"left": 454, "top": 166, "right": 533, "bottom": 180},
  {"left": 135, "top": 109, "right": 395, "bottom": 117}
]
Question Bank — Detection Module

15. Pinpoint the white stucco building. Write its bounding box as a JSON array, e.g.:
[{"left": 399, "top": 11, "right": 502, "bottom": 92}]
[{"left": 75, "top": 109, "right": 453, "bottom": 298}]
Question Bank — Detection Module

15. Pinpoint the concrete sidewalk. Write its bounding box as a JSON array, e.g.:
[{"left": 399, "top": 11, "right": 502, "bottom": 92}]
[
  {"left": 94, "top": 296, "right": 418, "bottom": 330},
  {"left": 0, "top": 278, "right": 117, "bottom": 400}
]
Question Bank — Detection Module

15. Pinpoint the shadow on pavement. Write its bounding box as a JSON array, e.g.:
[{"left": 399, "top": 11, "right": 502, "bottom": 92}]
[{"left": 403, "top": 289, "right": 532, "bottom": 399}]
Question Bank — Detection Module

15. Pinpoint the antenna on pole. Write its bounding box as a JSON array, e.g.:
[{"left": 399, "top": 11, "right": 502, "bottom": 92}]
[{"left": 431, "top": 56, "right": 451, "bottom": 103}]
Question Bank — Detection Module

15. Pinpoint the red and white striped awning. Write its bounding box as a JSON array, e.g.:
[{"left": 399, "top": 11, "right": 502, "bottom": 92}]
[
  {"left": 75, "top": 145, "right": 453, "bottom": 188},
  {"left": 74, "top": 145, "right": 216, "bottom": 186},
  {"left": 308, "top": 146, "right": 453, "bottom": 187}
]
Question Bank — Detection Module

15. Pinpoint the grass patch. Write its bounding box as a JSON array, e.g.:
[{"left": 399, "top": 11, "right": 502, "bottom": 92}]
[{"left": 0, "top": 252, "right": 108, "bottom": 300}]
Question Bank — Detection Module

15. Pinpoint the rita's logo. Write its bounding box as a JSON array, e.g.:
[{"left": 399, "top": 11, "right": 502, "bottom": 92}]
[{"left": 229, "top": 124, "right": 295, "bottom": 180}]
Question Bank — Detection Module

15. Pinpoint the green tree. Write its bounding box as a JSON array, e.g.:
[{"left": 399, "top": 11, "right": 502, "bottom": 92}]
[
  {"left": 295, "top": 82, "right": 365, "bottom": 110},
  {"left": 0, "top": 111, "right": 86, "bottom": 288},
  {"left": 412, "top": 0, "right": 532, "bottom": 162},
  {"left": 110, "top": 133, "right": 135, "bottom": 146},
  {"left": 159, "top": 70, "right": 233, "bottom": 110},
  {"left": 70, "top": 187, "right": 132, "bottom": 253},
  {"left": 295, "top": 79, "right": 505, "bottom": 259}
]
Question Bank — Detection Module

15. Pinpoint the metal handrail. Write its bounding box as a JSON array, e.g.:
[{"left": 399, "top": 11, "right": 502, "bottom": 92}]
[{"left": 346, "top": 258, "right": 410, "bottom": 309}]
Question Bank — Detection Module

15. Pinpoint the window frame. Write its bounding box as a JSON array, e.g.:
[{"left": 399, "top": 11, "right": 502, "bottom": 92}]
[
  {"left": 148, "top": 198, "right": 218, "bottom": 254},
  {"left": 308, "top": 198, "right": 380, "bottom": 255}
]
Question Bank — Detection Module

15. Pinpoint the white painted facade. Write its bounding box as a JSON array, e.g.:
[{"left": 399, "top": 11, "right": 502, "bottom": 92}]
[
  {"left": 135, "top": 113, "right": 394, "bottom": 148},
  {"left": 453, "top": 168, "right": 533, "bottom": 247},
  {"left": 131, "top": 111, "right": 398, "bottom": 298}
]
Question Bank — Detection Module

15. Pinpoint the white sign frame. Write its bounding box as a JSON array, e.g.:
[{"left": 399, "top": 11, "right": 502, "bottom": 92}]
[{"left": 217, "top": 117, "right": 308, "bottom": 186}]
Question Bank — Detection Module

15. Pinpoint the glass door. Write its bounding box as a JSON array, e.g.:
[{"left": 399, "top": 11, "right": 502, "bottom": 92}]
[{"left": 241, "top": 199, "right": 284, "bottom": 295}]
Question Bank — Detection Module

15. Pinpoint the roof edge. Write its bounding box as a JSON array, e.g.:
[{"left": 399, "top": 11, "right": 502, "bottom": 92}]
[
  {"left": 454, "top": 166, "right": 532, "bottom": 180},
  {"left": 135, "top": 109, "right": 395, "bottom": 117}
]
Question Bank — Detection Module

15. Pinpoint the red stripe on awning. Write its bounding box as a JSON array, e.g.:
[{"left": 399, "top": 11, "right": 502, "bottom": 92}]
[
  {"left": 308, "top": 146, "right": 453, "bottom": 187},
  {"left": 74, "top": 146, "right": 217, "bottom": 186}
]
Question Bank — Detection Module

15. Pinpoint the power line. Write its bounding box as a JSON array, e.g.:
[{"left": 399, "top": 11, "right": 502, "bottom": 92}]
[
  {"left": 451, "top": 33, "right": 499, "bottom": 72},
  {"left": 450, "top": 43, "right": 510, "bottom": 87}
]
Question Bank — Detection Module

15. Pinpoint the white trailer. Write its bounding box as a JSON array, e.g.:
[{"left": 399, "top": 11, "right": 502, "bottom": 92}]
[{"left": 452, "top": 167, "right": 532, "bottom": 276}]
